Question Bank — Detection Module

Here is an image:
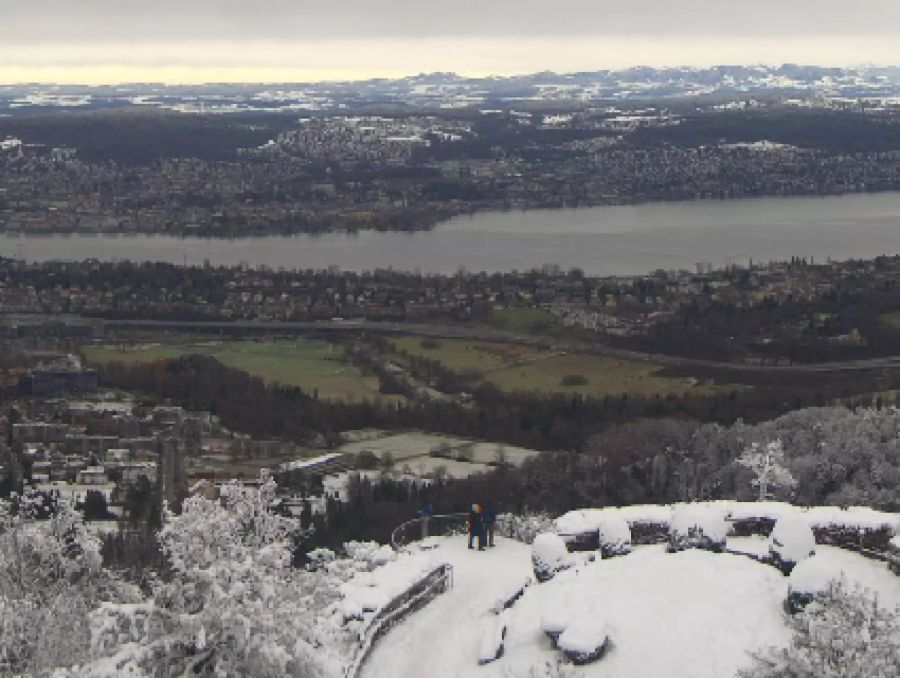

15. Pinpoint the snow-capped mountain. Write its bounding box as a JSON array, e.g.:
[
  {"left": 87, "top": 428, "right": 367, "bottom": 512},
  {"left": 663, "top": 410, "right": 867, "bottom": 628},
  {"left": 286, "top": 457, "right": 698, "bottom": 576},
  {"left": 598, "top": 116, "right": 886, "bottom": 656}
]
[{"left": 3, "top": 65, "right": 900, "bottom": 115}]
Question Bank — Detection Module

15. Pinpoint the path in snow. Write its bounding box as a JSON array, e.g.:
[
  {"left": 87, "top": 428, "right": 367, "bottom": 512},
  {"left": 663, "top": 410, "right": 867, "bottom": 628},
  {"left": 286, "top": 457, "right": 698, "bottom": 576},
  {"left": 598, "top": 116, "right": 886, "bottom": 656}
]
[{"left": 361, "top": 535, "right": 534, "bottom": 678}]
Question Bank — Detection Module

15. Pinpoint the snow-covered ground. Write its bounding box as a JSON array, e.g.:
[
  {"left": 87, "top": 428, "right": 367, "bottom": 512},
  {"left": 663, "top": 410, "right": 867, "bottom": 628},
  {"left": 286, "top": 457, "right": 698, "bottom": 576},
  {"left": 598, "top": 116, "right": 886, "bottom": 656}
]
[
  {"left": 339, "top": 430, "right": 540, "bottom": 478},
  {"left": 730, "top": 537, "right": 900, "bottom": 606},
  {"left": 362, "top": 537, "right": 533, "bottom": 678},
  {"left": 360, "top": 536, "right": 900, "bottom": 678}
]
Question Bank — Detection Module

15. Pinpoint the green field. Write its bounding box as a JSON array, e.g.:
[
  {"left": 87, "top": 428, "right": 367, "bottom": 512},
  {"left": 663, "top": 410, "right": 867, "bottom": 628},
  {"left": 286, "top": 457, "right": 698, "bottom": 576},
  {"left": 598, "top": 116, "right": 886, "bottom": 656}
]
[
  {"left": 879, "top": 311, "right": 900, "bottom": 330},
  {"left": 83, "top": 340, "right": 394, "bottom": 403},
  {"left": 392, "top": 337, "right": 723, "bottom": 397}
]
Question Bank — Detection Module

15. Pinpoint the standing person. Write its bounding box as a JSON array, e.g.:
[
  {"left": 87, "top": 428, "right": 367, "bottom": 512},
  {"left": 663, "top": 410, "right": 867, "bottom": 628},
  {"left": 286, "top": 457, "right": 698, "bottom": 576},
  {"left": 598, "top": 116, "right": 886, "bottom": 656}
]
[
  {"left": 417, "top": 503, "right": 433, "bottom": 540},
  {"left": 467, "top": 503, "right": 484, "bottom": 550},
  {"left": 483, "top": 502, "right": 497, "bottom": 547}
]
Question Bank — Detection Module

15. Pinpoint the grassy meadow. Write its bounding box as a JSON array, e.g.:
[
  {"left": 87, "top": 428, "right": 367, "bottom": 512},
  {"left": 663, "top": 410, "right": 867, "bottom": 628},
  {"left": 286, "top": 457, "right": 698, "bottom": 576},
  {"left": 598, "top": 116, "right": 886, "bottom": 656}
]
[
  {"left": 82, "top": 339, "right": 393, "bottom": 403},
  {"left": 392, "top": 336, "right": 722, "bottom": 397}
]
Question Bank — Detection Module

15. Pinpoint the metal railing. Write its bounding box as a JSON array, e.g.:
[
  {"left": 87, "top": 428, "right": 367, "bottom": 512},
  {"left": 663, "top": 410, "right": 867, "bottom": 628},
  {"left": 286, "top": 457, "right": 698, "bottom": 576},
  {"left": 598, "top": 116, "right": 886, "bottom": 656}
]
[
  {"left": 345, "top": 562, "right": 454, "bottom": 678},
  {"left": 390, "top": 512, "right": 469, "bottom": 550},
  {"left": 344, "top": 514, "right": 469, "bottom": 676}
]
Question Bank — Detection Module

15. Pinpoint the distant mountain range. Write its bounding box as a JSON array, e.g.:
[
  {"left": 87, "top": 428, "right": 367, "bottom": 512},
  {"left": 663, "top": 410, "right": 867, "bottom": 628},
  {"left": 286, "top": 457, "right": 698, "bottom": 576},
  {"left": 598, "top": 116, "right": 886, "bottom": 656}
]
[{"left": 3, "top": 65, "right": 900, "bottom": 115}]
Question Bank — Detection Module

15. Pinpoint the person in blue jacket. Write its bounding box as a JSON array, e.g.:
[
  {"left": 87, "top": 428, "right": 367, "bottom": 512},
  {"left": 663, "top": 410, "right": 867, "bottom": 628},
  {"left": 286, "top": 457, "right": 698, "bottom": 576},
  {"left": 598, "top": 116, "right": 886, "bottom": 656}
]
[{"left": 483, "top": 502, "right": 497, "bottom": 547}]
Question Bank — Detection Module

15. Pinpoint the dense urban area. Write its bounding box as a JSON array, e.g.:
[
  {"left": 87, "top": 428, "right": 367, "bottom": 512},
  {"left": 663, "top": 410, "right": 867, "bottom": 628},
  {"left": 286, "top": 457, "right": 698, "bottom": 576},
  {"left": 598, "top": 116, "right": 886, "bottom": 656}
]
[{"left": 3, "top": 67, "right": 900, "bottom": 236}]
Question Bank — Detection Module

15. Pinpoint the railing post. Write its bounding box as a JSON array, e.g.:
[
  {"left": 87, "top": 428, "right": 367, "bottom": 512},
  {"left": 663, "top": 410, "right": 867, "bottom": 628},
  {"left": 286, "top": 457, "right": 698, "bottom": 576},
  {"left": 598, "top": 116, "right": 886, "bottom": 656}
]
[{"left": 420, "top": 516, "right": 429, "bottom": 540}]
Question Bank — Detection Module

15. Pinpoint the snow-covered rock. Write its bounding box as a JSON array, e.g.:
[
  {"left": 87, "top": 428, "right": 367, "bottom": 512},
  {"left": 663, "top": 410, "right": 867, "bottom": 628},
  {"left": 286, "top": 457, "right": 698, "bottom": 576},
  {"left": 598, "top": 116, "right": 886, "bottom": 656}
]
[
  {"left": 668, "top": 505, "right": 727, "bottom": 553},
  {"left": 540, "top": 598, "right": 575, "bottom": 643},
  {"left": 556, "top": 613, "right": 611, "bottom": 665},
  {"left": 769, "top": 514, "right": 816, "bottom": 574},
  {"left": 531, "top": 533, "right": 573, "bottom": 583},
  {"left": 597, "top": 514, "right": 632, "bottom": 558},
  {"left": 555, "top": 511, "right": 598, "bottom": 536},
  {"left": 489, "top": 576, "right": 532, "bottom": 614},
  {"left": 786, "top": 556, "right": 842, "bottom": 613},
  {"left": 477, "top": 611, "right": 509, "bottom": 665},
  {"left": 788, "top": 557, "right": 840, "bottom": 596}
]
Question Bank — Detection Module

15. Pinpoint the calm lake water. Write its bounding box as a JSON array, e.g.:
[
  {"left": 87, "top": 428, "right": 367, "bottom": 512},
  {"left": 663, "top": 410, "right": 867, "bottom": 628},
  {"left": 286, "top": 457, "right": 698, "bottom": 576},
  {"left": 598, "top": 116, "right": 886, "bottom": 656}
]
[{"left": 4, "top": 192, "right": 900, "bottom": 275}]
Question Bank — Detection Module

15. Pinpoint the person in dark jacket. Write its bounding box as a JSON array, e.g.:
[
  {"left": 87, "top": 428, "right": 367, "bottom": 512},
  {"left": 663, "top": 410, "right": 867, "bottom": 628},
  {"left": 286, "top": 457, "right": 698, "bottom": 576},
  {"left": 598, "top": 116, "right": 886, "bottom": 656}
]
[
  {"left": 483, "top": 502, "right": 497, "bottom": 547},
  {"left": 467, "top": 503, "right": 485, "bottom": 550},
  {"left": 417, "top": 503, "right": 433, "bottom": 540}
]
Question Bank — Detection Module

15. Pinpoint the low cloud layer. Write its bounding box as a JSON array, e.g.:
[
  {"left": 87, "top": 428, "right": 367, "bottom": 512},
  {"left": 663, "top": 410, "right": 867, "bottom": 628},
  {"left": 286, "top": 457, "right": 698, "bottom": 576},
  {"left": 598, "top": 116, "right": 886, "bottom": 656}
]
[{"left": 3, "top": 1, "right": 899, "bottom": 83}]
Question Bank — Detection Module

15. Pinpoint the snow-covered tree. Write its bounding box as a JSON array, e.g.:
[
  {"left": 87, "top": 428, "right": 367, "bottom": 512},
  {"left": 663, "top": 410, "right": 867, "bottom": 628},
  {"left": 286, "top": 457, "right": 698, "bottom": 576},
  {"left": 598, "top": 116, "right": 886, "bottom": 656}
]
[
  {"left": 736, "top": 439, "right": 797, "bottom": 501},
  {"left": 741, "top": 581, "right": 900, "bottom": 678},
  {"left": 0, "top": 489, "right": 138, "bottom": 675},
  {"left": 734, "top": 407, "right": 899, "bottom": 508},
  {"left": 72, "top": 474, "right": 345, "bottom": 677}
]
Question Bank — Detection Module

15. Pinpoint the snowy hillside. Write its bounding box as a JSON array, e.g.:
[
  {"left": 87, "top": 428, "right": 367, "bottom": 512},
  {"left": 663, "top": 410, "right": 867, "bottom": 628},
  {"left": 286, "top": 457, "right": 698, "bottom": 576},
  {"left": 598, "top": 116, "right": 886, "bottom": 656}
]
[
  {"left": 4, "top": 483, "right": 897, "bottom": 677},
  {"left": 360, "top": 536, "right": 899, "bottom": 678}
]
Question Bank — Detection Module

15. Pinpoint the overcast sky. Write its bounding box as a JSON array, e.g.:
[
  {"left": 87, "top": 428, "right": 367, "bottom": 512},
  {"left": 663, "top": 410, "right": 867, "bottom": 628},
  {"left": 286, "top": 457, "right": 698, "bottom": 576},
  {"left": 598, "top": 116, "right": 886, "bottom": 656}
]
[{"left": 3, "top": 1, "right": 900, "bottom": 84}]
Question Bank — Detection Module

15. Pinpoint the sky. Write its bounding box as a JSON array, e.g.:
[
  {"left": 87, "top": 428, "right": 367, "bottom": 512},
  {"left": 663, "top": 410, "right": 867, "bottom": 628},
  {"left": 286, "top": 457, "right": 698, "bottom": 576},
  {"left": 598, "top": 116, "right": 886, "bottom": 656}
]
[{"left": 3, "top": 0, "right": 900, "bottom": 84}]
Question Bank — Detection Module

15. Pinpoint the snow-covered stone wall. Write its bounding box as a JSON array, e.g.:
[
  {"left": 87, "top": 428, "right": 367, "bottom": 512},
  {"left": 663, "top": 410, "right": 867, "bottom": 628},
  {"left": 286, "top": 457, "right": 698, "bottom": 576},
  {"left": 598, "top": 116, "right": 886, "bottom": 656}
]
[{"left": 555, "top": 502, "right": 899, "bottom": 555}]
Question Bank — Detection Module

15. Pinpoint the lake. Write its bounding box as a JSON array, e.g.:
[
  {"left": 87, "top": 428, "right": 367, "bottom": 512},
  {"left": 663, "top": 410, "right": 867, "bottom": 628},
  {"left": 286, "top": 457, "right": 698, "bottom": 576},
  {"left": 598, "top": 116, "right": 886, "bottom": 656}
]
[{"left": 4, "top": 192, "right": 900, "bottom": 275}]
